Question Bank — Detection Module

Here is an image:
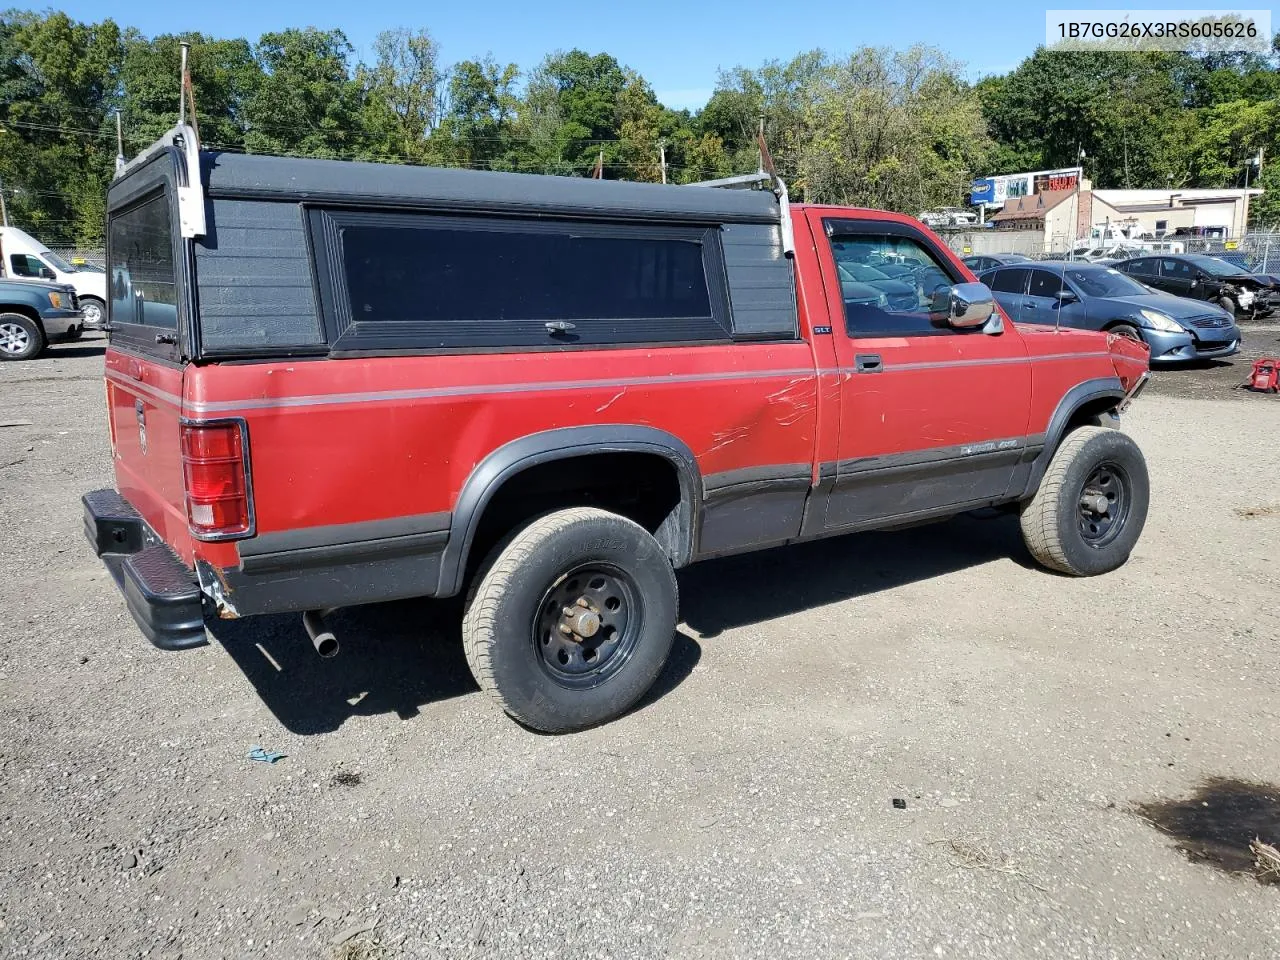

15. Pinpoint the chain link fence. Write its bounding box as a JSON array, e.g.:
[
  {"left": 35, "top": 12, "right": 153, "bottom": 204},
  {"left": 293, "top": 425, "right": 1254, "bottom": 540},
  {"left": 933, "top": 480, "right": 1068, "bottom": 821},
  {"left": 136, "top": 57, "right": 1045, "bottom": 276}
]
[
  {"left": 1178, "top": 233, "right": 1279, "bottom": 275},
  {"left": 50, "top": 248, "right": 105, "bottom": 269},
  {"left": 939, "top": 230, "right": 1280, "bottom": 274}
]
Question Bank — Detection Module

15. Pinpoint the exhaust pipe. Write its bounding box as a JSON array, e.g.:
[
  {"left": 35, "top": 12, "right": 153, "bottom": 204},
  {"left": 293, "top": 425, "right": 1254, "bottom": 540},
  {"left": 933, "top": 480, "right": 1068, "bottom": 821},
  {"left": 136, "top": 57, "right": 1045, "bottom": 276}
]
[{"left": 302, "top": 608, "right": 339, "bottom": 658}]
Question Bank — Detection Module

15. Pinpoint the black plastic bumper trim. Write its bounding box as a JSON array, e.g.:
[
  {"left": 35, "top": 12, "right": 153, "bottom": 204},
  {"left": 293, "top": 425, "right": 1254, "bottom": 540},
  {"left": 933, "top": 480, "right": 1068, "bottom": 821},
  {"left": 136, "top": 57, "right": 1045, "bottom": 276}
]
[{"left": 84, "top": 489, "right": 208, "bottom": 651}]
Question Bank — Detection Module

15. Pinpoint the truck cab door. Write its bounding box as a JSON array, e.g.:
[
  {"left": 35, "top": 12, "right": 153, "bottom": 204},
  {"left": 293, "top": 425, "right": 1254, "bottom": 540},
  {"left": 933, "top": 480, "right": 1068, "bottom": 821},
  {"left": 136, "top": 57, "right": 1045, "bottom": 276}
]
[{"left": 811, "top": 214, "right": 1032, "bottom": 532}]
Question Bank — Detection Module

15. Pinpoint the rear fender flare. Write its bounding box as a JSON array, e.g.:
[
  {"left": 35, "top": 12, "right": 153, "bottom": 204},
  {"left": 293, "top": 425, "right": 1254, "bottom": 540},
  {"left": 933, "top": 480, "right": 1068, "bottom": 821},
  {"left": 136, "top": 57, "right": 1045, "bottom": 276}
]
[
  {"left": 436, "top": 425, "right": 702, "bottom": 597},
  {"left": 1021, "top": 377, "right": 1125, "bottom": 499}
]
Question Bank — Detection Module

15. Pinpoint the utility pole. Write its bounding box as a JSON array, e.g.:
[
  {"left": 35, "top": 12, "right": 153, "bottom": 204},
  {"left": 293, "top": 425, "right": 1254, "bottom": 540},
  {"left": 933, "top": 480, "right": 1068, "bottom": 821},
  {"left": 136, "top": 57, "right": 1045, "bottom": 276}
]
[
  {"left": 0, "top": 172, "right": 8, "bottom": 227},
  {"left": 1243, "top": 147, "right": 1263, "bottom": 231},
  {"left": 658, "top": 139, "right": 667, "bottom": 185},
  {"left": 757, "top": 116, "right": 765, "bottom": 173}
]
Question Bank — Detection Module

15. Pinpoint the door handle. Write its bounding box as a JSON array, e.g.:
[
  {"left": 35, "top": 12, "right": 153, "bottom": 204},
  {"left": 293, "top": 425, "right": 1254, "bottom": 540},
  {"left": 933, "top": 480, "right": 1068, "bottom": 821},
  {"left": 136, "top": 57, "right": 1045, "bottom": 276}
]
[{"left": 855, "top": 354, "right": 883, "bottom": 373}]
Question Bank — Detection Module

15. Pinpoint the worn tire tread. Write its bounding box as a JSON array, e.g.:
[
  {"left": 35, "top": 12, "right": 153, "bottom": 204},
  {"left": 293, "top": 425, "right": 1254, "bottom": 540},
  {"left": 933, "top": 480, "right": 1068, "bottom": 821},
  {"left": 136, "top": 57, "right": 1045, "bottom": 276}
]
[
  {"left": 461, "top": 507, "right": 660, "bottom": 731},
  {"left": 1019, "top": 426, "right": 1110, "bottom": 575}
]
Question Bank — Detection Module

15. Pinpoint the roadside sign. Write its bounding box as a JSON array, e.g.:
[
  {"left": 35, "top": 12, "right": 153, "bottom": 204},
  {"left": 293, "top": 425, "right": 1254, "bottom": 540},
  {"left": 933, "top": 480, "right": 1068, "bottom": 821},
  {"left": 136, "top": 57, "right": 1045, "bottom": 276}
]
[
  {"left": 962, "top": 246, "right": 972, "bottom": 254},
  {"left": 969, "top": 178, "right": 995, "bottom": 206},
  {"left": 1224, "top": 240, "right": 1239, "bottom": 250}
]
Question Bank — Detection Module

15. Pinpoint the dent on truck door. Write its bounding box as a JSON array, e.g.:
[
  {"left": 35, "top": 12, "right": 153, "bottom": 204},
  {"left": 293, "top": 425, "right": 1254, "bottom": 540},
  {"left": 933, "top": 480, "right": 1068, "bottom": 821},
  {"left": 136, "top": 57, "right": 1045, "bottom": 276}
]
[{"left": 817, "top": 217, "right": 1033, "bottom": 530}]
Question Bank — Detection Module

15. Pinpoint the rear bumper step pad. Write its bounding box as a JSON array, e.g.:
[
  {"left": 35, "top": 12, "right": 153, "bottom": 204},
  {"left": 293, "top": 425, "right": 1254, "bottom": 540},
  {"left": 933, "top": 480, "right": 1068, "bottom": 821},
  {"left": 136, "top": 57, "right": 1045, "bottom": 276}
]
[{"left": 83, "top": 489, "right": 207, "bottom": 650}]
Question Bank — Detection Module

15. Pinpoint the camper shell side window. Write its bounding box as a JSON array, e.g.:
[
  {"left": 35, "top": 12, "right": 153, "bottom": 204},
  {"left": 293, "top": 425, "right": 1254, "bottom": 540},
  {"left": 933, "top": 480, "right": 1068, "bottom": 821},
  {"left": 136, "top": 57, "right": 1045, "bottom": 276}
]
[{"left": 308, "top": 209, "right": 736, "bottom": 353}]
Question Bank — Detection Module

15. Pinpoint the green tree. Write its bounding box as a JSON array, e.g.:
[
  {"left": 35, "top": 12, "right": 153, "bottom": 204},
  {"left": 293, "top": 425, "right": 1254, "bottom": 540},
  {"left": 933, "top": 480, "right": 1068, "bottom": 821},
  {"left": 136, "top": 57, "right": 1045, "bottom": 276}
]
[
  {"left": 120, "top": 31, "right": 260, "bottom": 151},
  {"left": 244, "top": 28, "right": 362, "bottom": 159},
  {"left": 436, "top": 56, "right": 519, "bottom": 169},
  {"left": 358, "top": 27, "right": 444, "bottom": 163},
  {"left": 799, "top": 46, "right": 993, "bottom": 210},
  {"left": 700, "top": 51, "right": 827, "bottom": 179},
  {"left": 0, "top": 10, "right": 122, "bottom": 244},
  {"left": 518, "top": 50, "right": 629, "bottom": 175}
]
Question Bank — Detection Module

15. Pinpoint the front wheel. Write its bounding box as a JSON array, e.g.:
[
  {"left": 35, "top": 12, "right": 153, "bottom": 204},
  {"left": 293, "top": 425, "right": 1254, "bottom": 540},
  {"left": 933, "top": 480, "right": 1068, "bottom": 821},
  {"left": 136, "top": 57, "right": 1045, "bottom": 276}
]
[
  {"left": 79, "top": 297, "right": 105, "bottom": 329},
  {"left": 462, "top": 507, "right": 678, "bottom": 733},
  {"left": 1109, "top": 323, "right": 1144, "bottom": 343},
  {"left": 1020, "top": 426, "right": 1149, "bottom": 576},
  {"left": 1216, "top": 295, "right": 1237, "bottom": 315},
  {"left": 0, "top": 313, "right": 45, "bottom": 361}
]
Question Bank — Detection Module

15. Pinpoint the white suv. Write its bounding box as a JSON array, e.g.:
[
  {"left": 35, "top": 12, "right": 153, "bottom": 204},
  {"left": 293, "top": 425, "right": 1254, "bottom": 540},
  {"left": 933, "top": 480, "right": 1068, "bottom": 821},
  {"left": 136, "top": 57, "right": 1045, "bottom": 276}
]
[{"left": 0, "top": 226, "right": 108, "bottom": 328}]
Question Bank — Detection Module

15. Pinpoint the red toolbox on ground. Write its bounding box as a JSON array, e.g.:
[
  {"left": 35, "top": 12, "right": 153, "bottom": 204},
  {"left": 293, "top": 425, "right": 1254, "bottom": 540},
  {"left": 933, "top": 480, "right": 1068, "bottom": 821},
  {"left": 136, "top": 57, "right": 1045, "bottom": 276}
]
[{"left": 1247, "top": 357, "right": 1280, "bottom": 393}]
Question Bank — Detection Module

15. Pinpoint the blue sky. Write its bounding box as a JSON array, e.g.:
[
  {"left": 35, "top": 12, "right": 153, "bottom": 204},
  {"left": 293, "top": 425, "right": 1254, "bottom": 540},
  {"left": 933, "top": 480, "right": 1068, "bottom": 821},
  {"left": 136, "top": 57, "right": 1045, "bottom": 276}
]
[{"left": 55, "top": 0, "right": 1232, "bottom": 110}]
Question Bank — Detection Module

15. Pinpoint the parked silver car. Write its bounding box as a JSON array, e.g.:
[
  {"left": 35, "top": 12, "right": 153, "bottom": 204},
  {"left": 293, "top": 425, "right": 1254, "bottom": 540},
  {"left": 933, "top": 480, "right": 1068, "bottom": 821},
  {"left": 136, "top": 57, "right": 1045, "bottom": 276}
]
[{"left": 980, "top": 261, "right": 1241, "bottom": 364}]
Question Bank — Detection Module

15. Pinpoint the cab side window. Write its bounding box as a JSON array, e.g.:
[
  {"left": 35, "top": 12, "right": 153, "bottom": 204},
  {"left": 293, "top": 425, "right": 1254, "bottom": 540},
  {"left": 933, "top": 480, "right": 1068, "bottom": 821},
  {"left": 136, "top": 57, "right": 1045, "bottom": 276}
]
[
  {"left": 828, "top": 232, "right": 961, "bottom": 337},
  {"left": 1161, "top": 259, "right": 1193, "bottom": 279},
  {"left": 1027, "top": 269, "right": 1064, "bottom": 297},
  {"left": 989, "top": 267, "right": 1030, "bottom": 294},
  {"left": 9, "top": 254, "right": 46, "bottom": 278}
]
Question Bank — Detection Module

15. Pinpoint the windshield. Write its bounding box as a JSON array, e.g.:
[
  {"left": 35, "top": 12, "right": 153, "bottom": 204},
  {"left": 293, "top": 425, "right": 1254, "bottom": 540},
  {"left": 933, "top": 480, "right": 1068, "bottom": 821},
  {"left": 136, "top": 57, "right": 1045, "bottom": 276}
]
[
  {"left": 39, "top": 249, "right": 78, "bottom": 272},
  {"left": 1189, "top": 255, "right": 1249, "bottom": 278},
  {"left": 1066, "top": 267, "right": 1149, "bottom": 298}
]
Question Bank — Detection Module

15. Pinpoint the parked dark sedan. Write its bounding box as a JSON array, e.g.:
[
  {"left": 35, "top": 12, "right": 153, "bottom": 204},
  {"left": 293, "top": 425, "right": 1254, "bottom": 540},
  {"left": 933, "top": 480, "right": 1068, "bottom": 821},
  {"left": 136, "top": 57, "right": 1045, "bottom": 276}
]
[
  {"left": 835, "top": 261, "right": 919, "bottom": 311},
  {"left": 1114, "top": 254, "right": 1275, "bottom": 319},
  {"left": 980, "top": 261, "right": 1241, "bottom": 364},
  {"left": 962, "top": 252, "right": 1032, "bottom": 272}
]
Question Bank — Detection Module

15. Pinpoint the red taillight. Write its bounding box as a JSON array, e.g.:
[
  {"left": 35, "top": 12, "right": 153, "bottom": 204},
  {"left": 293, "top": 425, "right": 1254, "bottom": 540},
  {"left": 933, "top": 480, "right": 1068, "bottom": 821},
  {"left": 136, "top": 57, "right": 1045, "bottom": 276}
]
[{"left": 181, "top": 420, "right": 253, "bottom": 539}]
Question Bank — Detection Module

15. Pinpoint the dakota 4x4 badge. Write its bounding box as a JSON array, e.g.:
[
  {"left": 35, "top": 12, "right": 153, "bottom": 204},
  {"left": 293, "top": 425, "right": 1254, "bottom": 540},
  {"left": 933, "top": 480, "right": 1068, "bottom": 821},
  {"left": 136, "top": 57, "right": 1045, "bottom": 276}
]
[
  {"left": 135, "top": 399, "right": 147, "bottom": 455},
  {"left": 960, "top": 438, "right": 1020, "bottom": 456}
]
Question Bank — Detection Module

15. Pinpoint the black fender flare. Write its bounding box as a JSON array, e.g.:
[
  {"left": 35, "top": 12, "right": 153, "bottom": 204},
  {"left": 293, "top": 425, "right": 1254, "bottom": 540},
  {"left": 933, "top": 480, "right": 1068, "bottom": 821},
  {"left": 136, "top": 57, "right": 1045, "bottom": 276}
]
[
  {"left": 1020, "top": 376, "right": 1125, "bottom": 499},
  {"left": 436, "top": 425, "right": 702, "bottom": 597}
]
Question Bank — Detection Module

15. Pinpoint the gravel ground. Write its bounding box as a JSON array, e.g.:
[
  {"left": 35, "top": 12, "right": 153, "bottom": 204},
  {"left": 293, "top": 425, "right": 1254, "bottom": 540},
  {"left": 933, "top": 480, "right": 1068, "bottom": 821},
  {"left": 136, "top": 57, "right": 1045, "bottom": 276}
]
[
  {"left": 1143, "top": 319, "right": 1280, "bottom": 401},
  {"left": 2, "top": 338, "right": 1279, "bottom": 960}
]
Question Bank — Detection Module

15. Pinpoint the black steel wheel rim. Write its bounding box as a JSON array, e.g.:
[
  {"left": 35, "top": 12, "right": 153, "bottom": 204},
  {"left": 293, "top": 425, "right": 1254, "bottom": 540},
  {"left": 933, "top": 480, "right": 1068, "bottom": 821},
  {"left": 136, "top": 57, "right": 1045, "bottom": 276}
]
[
  {"left": 1077, "top": 460, "right": 1130, "bottom": 548},
  {"left": 533, "top": 563, "right": 643, "bottom": 689}
]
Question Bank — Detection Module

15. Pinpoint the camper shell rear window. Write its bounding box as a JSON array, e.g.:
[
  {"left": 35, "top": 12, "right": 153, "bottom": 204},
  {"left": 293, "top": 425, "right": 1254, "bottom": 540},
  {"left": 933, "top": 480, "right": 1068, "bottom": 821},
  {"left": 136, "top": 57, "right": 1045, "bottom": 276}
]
[{"left": 108, "top": 192, "right": 179, "bottom": 330}]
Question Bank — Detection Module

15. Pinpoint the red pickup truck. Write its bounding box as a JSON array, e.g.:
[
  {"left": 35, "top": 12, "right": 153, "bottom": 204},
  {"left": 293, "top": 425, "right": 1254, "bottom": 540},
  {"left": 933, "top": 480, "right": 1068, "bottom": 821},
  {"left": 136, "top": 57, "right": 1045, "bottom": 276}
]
[{"left": 85, "top": 125, "right": 1150, "bottom": 732}]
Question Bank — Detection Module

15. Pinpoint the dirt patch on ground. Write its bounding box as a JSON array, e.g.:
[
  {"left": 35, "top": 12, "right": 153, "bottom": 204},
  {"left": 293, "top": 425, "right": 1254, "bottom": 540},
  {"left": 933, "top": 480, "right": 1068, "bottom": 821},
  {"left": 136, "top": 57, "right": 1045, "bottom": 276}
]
[{"left": 1144, "top": 320, "right": 1280, "bottom": 402}]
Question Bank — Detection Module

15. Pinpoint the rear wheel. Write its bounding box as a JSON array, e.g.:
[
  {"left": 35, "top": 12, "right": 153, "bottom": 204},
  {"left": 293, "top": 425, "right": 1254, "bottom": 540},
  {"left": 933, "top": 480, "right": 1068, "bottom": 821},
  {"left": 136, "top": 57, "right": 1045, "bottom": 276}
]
[
  {"left": 0, "top": 313, "right": 44, "bottom": 361},
  {"left": 462, "top": 507, "right": 678, "bottom": 733},
  {"left": 1020, "top": 426, "right": 1149, "bottom": 576}
]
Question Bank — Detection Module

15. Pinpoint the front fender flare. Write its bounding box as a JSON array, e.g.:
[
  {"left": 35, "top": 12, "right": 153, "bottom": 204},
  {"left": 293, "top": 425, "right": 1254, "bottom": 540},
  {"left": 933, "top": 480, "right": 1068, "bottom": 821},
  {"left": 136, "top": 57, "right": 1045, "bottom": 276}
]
[{"left": 1020, "top": 377, "right": 1125, "bottom": 499}]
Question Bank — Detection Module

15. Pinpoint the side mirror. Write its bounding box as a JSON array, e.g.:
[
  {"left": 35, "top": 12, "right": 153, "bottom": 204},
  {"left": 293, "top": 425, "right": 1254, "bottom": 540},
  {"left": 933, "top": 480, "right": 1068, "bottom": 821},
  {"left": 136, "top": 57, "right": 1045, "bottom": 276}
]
[
  {"left": 934, "top": 281, "right": 996, "bottom": 329},
  {"left": 1056, "top": 289, "right": 1079, "bottom": 304},
  {"left": 39, "top": 266, "right": 56, "bottom": 280}
]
